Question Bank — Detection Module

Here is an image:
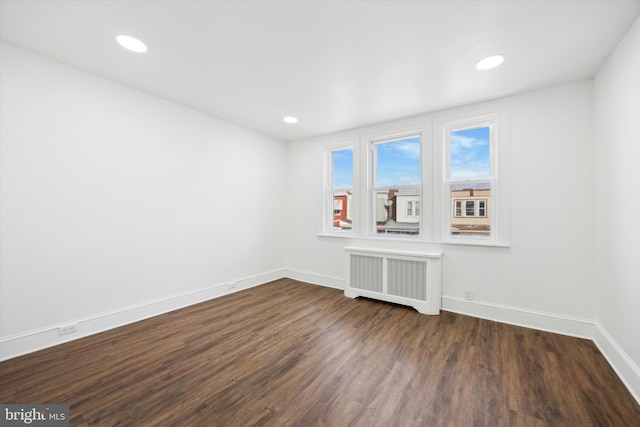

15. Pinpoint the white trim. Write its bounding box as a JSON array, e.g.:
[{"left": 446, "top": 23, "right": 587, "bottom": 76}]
[
  {"left": 315, "top": 232, "right": 510, "bottom": 247},
  {"left": 442, "top": 297, "right": 640, "bottom": 403},
  {"left": 435, "top": 103, "right": 510, "bottom": 246},
  {"left": 316, "top": 232, "right": 353, "bottom": 239},
  {"left": 593, "top": 323, "right": 640, "bottom": 404},
  {"left": 282, "top": 268, "right": 344, "bottom": 290},
  {"left": 290, "top": 278, "right": 639, "bottom": 401},
  {"left": 318, "top": 100, "right": 510, "bottom": 247},
  {"left": 344, "top": 247, "right": 442, "bottom": 315},
  {"left": 4, "top": 273, "right": 638, "bottom": 405},
  {"left": 279, "top": 271, "right": 596, "bottom": 338},
  {"left": 0, "top": 269, "right": 285, "bottom": 361},
  {"left": 344, "top": 246, "right": 442, "bottom": 259},
  {"left": 359, "top": 117, "right": 429, "bottom": 241},
  {"left": 442, "top": 295, "right": 594, "bottom": 339},
  {"left": 323, "top": 138, "right": 357, "bottom": 236}
]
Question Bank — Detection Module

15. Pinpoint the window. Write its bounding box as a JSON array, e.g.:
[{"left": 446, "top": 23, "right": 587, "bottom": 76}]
[
  {"left": 452, "top": 199, "right": 489, "bottom": 218},
  {"left": 465, "top": 200, "right": 475, "bottom": 216},
  {"left": 321, "top": 102, "right": 508, "bottom": 246},
  {"left": 438, "top": 104, "right": 509, "bottom": 245},
  {"left": 372, "top": 135, "right": 421, "bottom": 236},
  {"left": 446, "top": 126, "right": 492, "bottom": 237},
  {"left": 455, "top": 200, "right": 462, "bottom": 217},
  {"left": 326, "top": 146, "right": 354, "bottom": 233},
  {"left": 478, "top": 200, "right": 486, "bottom": 217}
]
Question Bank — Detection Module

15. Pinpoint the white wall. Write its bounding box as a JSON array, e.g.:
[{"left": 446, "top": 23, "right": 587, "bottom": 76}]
[
  {"left": 285, "top": 80, "right": 596, "bottom": 331},
  {"left": 1, "top": 26, "right": 637, "bottom": 400},
  {"left": 593, "top": 16, "right": 640, "bottom": 400},
  {"left": 0, "top": 44, "right": 286, "bottom": 356}
]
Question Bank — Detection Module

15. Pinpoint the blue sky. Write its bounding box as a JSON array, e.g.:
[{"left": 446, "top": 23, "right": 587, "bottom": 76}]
[
  {"left": 450, "top": 127, "right": 490, "bottom": 180},
  {"left": 375, "top": 136, "right": 421, "bottom": 187},
  {"left": 332, "top": 148, "right": 353, "bottom": 188},
  {"left": 332, "top": 129, "right": 488, "bottom": 188},
  {"left": 332, "top": 137, "right": 422, "bottom": 189}
]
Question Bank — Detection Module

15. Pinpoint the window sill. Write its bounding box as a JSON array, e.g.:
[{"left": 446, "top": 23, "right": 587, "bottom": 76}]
[
  {"left": 441, "top": 239, "right": 510, "bottom": 248},
  {"left": 317, "top": 232, "right": 354, "bottom": 239},
  {"left": 318, "top": 232, "right": 510, "bottom": 248}
]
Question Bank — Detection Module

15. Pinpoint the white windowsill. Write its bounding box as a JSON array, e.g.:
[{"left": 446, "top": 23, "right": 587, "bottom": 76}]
[{"left": 317, "top": 232, "right": 510, "bottom": 248}]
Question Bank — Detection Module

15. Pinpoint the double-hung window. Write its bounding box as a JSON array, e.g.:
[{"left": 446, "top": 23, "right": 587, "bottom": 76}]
[
  {"left": 447, "top": 125, "right": 492, "bottom": 237},
  {"left": 325, "top": 144, "right": 354, "bottom": 233},
  {"left": 371, "top": 135, "right": 422, "bottom": 236},
  {"left": 438, "top": 104, "right": 508, "bottom": 245},
  {"left": 322, "top": 102, "right": 508, "bottom": 246}
]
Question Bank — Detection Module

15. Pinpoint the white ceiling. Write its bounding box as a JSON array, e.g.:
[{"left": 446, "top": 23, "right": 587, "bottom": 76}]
[{"left": 1, "top": 0, "right": 639, "bottom": 142}]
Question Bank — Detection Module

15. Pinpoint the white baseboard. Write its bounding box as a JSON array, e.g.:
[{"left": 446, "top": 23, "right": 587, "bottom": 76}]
[
  {"left": 441, "top": 295, "right": 595, "bottom": 339},
  {"left": 3, "top": 272, "right": 638, "bottom": 406},
  {"left": 282, "top": 268, "right": 344, "bottom": 290},
  {"left": 442, "top": 296, "right": 640, "bottom": 405},
  {"left": 278, "top": 274, "right": 596, "bottom": 340},
  {"left": 593, "top": 322, "right": 640, "bottom": 404},
  {"left": 0, "top": 269, "right": 285, "bottom": 361}
]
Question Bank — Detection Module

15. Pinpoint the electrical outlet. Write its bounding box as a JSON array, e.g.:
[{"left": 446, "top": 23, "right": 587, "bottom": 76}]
[
  {"left": 464, "top": 289, "right": 474, "bottom": 301},
  {"left": 58, "top": 323, "right": 78, "bottom": 336}
]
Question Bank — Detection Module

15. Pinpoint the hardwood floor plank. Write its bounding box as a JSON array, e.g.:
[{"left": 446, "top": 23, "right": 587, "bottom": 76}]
[{"left": 1, "top": 278, "right": 639, "bottom": 426}]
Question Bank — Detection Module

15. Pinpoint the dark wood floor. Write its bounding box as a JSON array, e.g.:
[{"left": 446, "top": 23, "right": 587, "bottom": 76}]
[{"left": 1, "top": 278, "right": 639, "bottom": 426}]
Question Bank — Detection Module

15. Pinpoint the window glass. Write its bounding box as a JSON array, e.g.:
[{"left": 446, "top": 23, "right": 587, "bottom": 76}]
[
  {"left": 449, "top": 125, "right": 492, "bottom": 237},
  {"left": 331, "top": 148, "right": 353, "bottom": 231},
  {"left": 450, "top": 127, "right": 490, "bottom": 180},
  {"left": 322, "top": 104, "right": 507, "bottom": 246},
  {"left": 373, "top": 136, "right": 421, "bottom": 236},
  {"left": 450, "top": 184, "right": 491, "bottom": 235},
  {"left": 465, "top": 201, "right": 475, "bottom": 216},
  {"left": 375, "top": 137, "right": 421, "bottom": 187}
]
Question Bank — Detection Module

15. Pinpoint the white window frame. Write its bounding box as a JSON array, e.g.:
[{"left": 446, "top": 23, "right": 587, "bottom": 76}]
[
  {"left": 323, "top": 139, "right": 357, "bottom": 236},
  {"left": 364, "top": 122, "right": 429, "bottom": 240},
  {"left": 320, "top": 102, "right": 508, "bottom": 247},
  {"left": 434, "top": 103, "right": 510, "bottom": 246}
]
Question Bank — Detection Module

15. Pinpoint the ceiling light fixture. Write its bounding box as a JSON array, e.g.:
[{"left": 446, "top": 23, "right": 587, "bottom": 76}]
[
  {"left": 475, "top": 54, "right": 505, "bottom": 71},
  {"left": 283, "top": 116, "right": 299, "bottom": 124},
  {"left": 116, "top": 35, "right": 148, "bottom": 53}
]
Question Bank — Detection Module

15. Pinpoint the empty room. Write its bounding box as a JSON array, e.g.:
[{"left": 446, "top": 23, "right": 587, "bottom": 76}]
[{"left": 1, "top": 1, "right": 639, "bottom": 425}]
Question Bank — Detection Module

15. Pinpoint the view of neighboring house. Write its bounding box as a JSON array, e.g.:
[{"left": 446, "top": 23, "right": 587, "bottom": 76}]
[
  {"left": 451, "top": 188, "right": 491, "bottom": 235},
  {"left": 377, "top": 190, "right": 421, "bottom": 235},
  {"left": 376, "top": 192, "right": 421, "bottom": 234},
  {"left": 334, "top": 187, "right": 491, "bottom": 236},
  {"left": 396, "top": 193, "right": 420, "bottom": 224},
  {"left": 333, "top": 192, "right": 352, "bottom": 229}
]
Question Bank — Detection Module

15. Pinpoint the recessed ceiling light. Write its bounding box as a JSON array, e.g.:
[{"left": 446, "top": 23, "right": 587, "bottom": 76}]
[
  {"left": 116, "top": 35, "right": 148, "bottom": 53},
  {"left": 475, "top": 54, "right": 506, "bottom": 71},
  {"left": 283, "top": 116, "right": 299, "bottom": 124}
]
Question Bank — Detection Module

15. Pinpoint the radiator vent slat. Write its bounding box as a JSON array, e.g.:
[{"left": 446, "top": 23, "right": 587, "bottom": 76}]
[
  {"left": 350, "top": 255, "right": 383, "bottom": 292},
  {"left": 388, "top": 259, "right": 427, "bottom": 301},
  {"left": 344, "top": 247, "right": 442, "bottom": 315}
]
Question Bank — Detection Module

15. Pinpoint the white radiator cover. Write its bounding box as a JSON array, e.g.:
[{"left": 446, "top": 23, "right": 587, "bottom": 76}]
[{"left": 345, "top": 247, "right": 442, "bottom": 315}]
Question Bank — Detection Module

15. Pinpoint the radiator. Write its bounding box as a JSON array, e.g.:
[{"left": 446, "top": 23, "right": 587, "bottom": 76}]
[{"left": 344, "top": 247, "right": 442, "bottom": 315}]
